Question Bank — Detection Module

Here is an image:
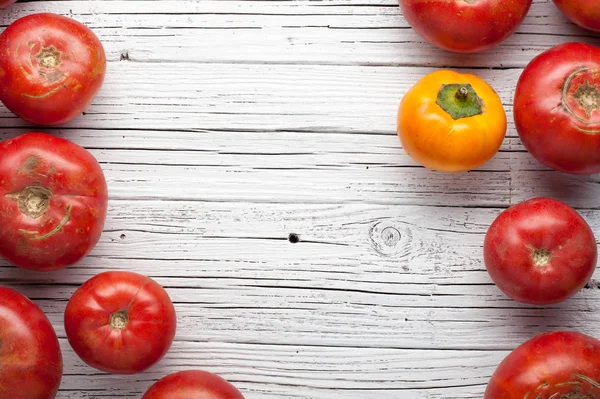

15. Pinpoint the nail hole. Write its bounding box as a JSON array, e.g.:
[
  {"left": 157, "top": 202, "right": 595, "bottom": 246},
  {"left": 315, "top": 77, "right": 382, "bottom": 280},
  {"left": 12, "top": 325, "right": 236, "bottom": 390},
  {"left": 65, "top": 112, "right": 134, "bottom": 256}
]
[
  {"left": 288, "top": 233, "right": 300, "bottom": 244},
  {"left": 120, "top": 234, "right": 126, "bottom": 240}
]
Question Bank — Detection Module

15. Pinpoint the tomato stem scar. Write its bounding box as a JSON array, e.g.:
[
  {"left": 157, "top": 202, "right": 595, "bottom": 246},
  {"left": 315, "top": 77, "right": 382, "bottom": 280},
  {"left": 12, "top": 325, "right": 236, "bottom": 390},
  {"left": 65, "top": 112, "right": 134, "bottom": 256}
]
[
  {"left": 524, "top": 375, "right": 600, "bottom": 399},
  {"left": 5, "top": 185, "right": 51, "bottom": 219},
  {"left": 36, "top": 45, "right": 61, "bottom": 69},
  {"left": 109, "top": 310, "right": 129, "bottom": 330},
  {"left": 561, "top": 67, "right": 600, "bottom": 132},
  {"left": 532, "top": 248, "right": 552, "bottom": 267}
]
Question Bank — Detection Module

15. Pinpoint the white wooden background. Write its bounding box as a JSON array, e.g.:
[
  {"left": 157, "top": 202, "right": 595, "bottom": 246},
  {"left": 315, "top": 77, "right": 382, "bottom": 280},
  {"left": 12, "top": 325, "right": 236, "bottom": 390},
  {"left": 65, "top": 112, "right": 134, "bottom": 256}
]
[{"left": 1, "top": 1, "right": 600, "bottom": 398}]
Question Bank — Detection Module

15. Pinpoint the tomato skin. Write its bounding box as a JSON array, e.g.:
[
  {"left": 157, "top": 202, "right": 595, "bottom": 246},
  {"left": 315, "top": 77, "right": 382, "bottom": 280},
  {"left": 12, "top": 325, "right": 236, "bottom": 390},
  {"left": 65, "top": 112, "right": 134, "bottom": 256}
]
[
  {"left": 0, "top": 286, "right": 62, "bottom": 398},
  {"left": 398, "top": 70, "right": 506, "bottom": 172},
  {"left": 398, "top": 0, "right": 532, "bottom": 53},
  {"left": 553, "top": 0, "right": 600, "bottom": 32},
  {"left": 64, "top": 271, "right": 177, "bottom": 374},
  {"left": 484, "top": 197, "right": 597, "bottom": 304},
  {"left": 0, "top": 13, "right": 106, "bottom": 125},
  {"left": 0, "top": 133, "right": 107, "bottom": 271},
  {"left": 142, "top": 370, "right": 245, "bottom": 399},
  {"left": 0, "top": 0, "right": 17, "bottom": 8},
  {"left": 514, "top": 42, "right": 600, "bottom": 174},
  {"left": 486, "top": 331, "right": 600, "bottom": 398}
]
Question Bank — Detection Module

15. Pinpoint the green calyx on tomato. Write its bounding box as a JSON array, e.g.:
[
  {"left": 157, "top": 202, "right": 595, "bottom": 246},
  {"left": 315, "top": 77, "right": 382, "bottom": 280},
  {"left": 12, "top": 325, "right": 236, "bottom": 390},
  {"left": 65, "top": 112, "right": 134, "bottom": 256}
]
[{"left": 436, "top": 83, "right": 483, "bottom": 119}]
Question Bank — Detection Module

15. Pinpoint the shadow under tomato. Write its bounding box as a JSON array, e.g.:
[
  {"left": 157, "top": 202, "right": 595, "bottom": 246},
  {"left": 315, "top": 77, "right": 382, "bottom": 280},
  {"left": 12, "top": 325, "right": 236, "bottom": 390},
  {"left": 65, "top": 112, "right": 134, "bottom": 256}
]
[{"left": 511, "top": 168, "right": 600, "bottom": 209}]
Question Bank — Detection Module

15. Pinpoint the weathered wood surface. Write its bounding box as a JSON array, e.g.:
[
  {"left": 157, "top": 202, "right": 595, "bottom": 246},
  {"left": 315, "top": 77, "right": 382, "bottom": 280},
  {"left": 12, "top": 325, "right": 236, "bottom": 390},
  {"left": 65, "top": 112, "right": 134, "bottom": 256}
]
[{"left": 0, "top": 0, "right": 599, "bottom": 398}]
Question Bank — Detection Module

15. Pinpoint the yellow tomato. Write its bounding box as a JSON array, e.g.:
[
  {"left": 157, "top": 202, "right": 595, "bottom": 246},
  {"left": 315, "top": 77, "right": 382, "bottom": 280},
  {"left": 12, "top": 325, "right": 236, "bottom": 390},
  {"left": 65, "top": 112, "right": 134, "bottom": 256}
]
[{"left": 397, "top": 70, "right": 507, "bottom": 172}]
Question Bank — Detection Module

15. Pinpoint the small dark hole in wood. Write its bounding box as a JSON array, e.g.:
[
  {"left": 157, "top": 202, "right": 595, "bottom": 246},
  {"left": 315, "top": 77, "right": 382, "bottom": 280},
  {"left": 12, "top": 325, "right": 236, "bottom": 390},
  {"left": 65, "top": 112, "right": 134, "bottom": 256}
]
[
  {"left": 120, "top": 234, "right": 126, "bottom": 240},
  {"left": 288, "top": 233, "right": 300, "bottom": 244}
]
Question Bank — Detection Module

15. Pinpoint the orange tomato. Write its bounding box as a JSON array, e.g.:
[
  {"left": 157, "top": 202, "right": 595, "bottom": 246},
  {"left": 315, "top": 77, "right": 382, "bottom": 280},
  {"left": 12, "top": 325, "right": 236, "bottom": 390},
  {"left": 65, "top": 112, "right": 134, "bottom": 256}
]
[{"left": 397, "top": 70, "right": 506, "bottom": 172}]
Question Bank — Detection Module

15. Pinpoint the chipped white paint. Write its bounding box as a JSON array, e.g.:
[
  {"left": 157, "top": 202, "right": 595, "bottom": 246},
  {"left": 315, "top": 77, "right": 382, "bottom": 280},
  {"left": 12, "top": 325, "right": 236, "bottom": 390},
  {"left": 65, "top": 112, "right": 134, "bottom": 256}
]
[{"left": 0, "top": 0, "right": 598, "bottom": 398}]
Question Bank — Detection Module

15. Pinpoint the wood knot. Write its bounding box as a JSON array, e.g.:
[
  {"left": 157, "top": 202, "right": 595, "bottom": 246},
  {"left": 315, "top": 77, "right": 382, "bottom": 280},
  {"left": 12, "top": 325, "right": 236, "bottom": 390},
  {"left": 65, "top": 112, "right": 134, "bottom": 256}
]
[{"left": 369, "top": 221, "right": 402, "bottom": 256}]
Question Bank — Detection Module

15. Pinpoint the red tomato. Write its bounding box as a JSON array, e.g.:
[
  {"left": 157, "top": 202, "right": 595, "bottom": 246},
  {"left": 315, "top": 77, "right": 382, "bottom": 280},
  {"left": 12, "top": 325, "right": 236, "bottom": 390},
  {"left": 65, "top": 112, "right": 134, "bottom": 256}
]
[
  {"left": 0, "top": 133, "right": 107, "bottom": 271},
  {"left": 0, "top": 0, "right": 17, "bottom": 8},
  {"left": 64, "top": 271, "right": 177, "bottom": 374},
  {"left": 0, "top": 13, "right": 106, "bottom": 125},
  {"left": 0, "top": 286, "right": 62, "bottom": 398},
  {"left": 142, "top": 370, "right": 245, "bottom": 399},
  {"left": 553, "top": 0, "right": 600, "bottom": 32},
  {"left": 398, "top": 0, "right": 532, "bottom": 53},
  {"left": 484, "top": 197, "right": 597, "bottom": 304},
  {"left": 486, "top": 331, "right": 600, "bottom": 398},
  {"left": 514, "top": 42, "right": 600, "bottom": 174}
]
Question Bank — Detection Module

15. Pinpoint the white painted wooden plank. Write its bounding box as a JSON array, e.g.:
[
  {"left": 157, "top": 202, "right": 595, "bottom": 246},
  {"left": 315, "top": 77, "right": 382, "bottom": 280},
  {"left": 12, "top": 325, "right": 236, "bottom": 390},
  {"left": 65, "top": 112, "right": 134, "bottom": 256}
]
[
  {"left": 2, "top": 128, "right": 597, "bottom": 208},
  {"left": 0, "top": 0, "right": 585, "bottom": 32},
  {"left": 2, "top": 63, "right": 524, "bottom": 132},
  {"left": 1, "top": 202, "right": 599, "bottom": 354},
  {"left": 52, "top": 340, "right": 500, "bottom": 398},
  {"left": 18, "top": 287, "right": 600, "bottom": 350},
  {"left": 0, "top": 1, "right": 595, "bottom": 68},
  {"left": 0, "top": 59, "right": 593, "bottom": 208}
]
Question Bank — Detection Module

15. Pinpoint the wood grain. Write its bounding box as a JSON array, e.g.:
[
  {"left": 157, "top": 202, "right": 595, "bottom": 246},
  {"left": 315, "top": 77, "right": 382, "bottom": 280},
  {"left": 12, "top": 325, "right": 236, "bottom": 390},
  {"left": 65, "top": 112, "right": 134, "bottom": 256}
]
[{"left": 0, "top": 0, "right": 598, "bottom": 398}]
